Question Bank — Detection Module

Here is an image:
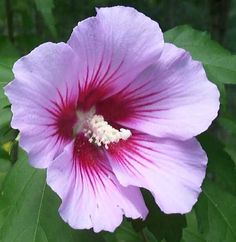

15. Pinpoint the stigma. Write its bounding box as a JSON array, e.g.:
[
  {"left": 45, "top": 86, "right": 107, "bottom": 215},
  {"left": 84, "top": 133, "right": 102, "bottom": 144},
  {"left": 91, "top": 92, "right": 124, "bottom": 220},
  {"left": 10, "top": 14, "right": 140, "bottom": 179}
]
[{"left": 75, "top": 108, "right": 132, "bottom": 149}]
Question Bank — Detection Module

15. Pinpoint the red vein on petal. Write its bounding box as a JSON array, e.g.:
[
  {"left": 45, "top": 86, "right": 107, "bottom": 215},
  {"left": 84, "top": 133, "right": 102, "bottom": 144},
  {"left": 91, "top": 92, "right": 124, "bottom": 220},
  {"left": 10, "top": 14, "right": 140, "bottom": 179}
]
[{"left": 72, "top": 135, "right": 114, "bottom": 195}]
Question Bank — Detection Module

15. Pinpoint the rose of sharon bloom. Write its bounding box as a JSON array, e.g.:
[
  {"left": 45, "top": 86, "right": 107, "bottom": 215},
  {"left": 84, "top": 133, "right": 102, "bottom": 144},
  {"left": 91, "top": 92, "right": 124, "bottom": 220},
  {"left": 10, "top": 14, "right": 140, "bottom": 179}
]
[{"left": 5, "top": 6, "right": 219, "bottom": 232}]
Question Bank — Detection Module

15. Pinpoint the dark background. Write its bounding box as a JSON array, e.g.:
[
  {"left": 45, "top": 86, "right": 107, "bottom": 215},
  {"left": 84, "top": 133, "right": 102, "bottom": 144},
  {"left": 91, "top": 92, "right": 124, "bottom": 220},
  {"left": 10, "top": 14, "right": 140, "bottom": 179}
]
[{"left": 0, "top": 0, "right": 235, "bottom": 52}]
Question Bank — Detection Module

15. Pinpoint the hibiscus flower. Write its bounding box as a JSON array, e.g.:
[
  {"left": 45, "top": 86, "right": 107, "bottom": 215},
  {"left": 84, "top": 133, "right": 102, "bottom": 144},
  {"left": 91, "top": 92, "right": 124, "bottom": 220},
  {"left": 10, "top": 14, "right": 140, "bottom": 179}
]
[{"left": 4, "top": 6, "right": 219, "bottom": 232}]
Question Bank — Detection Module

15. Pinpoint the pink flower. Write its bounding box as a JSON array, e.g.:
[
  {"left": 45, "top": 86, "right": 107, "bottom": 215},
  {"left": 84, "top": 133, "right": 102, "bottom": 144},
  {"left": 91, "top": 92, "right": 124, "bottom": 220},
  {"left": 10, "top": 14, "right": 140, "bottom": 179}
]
[{"left": 5, "top": 6, "right": 219, "bottom": 232}]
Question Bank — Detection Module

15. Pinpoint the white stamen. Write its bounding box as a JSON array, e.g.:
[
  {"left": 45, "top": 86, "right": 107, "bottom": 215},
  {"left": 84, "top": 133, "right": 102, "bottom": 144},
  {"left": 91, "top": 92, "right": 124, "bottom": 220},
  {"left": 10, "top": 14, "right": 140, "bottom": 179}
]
[{"left": 84, "top": 114, "right": 131, "bottom": 149}]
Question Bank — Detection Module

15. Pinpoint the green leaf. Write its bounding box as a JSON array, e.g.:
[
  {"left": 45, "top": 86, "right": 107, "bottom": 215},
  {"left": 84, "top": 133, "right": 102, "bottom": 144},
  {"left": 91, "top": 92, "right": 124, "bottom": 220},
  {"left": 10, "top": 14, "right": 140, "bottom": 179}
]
[
  {"left": 164, "top": 25, "right": 236, "bottom": 109},
  {"left": 217, "top": 117, "right": 236, "bottom": 166},
  {"left": 0, "top": 150, "right": 105, "bottom": 242},
  {"left": 0, "top": 69, "right": 11, "bottom": 107},
  {"left": 0, "top": 64, "right": 16, "bottom": 144},
  {"left": 198, "top": 134, "right": 236, "bottom": 195},
  {"left": 164, "top": 25, "right": 230, "bottom": 58},
  {"left": 0, "top": 107, "right": 11, "bottom": 127},
  {"left": 0, "top": 158, "right": 11, "bottom": 189},
  {"left": 0, "top": 38, "right": 18, "bottom": 115},
  {"left": 195, "top": 181, "right": 236, "bottom": 242},
  {"left": 142, "top": 228, "right": 158, "bottom": 242},
  {"left": 218, "top": 117, "right": 236, "bottom": 136},
  {"left": 224, "top": 145, "right": 236, "bottom": 167},
  {"left": 0, "top": 107, "right": 16, "bottom": 145},
  {"left": 0, "top": 65, "right": 12, "bottom": 110},
  {"left": 0, "top": 126, "right": 18, "bottom": 145},
  {"left": 34, "top": 0, "right": 57, "bottom": 38},
  {"left": 0, "top": 147, "right": 11, "bottom": 189},
  {"left": 182, "top": 212, "right": 206, "bottom": 242},
  {"left": 141, "top": 191, "right": 186, "bottom": 242},
  {"left": 195, "top": 134, "right": 236, "bottom": 242},
  {"left": 103, "top": 220, "right": 142, "bottom": 242},
  {"left": 0, "top": 65, "right": 13, "bottom": 84},
  {"left": 0, "top": 37, "right": 19, "bottom": 68},
  {"left": 164, "top": 26, "right": 236, "bottom": 82}
]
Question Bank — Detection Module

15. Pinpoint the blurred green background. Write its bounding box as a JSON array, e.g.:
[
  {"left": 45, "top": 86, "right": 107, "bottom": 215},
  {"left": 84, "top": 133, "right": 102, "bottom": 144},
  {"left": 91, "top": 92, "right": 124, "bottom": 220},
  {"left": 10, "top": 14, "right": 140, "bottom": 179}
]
[
  {"left": 0, "top": 1, "right": 236, "bottom": 242},
  {"left": 0, "top": 0, "right": 236, "bottom": 52}
]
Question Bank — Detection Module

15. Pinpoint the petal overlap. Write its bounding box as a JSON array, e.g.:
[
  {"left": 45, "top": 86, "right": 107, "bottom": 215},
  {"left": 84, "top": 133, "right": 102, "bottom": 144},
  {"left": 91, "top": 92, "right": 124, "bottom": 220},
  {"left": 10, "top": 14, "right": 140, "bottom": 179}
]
[
  {"left": 68, "top": 6, "right": 164, "bottom": 106},
  {"left": 5, "top": 42, "right": 79, "bottom": 168},
  {"left": 98, "top": 43, "right": 220, "bottom": 140},
  {"left": 106, "top": 133, "right": 207, "bottom": 214},
  {"left": 47, "top": 136, "right": 148, "bottom": 232}
]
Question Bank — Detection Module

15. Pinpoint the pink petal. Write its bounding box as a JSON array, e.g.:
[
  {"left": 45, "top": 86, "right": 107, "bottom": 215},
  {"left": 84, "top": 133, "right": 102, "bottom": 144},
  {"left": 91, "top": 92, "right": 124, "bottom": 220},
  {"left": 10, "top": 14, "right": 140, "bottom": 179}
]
[
  {"left": 106, "top": 132, "right": 207, "bottom": 214},
  {"left": 47, "top": 135, "right": 148, "bottom": 232},
  {"left": 4, "top": 42, "right": 79, "bottom": 168},
  {"left": 97, "top": 43, "right": 220, "bottom": 140},
  {"left": 68, "top": 6, "right": 164, "bottom": 108}
]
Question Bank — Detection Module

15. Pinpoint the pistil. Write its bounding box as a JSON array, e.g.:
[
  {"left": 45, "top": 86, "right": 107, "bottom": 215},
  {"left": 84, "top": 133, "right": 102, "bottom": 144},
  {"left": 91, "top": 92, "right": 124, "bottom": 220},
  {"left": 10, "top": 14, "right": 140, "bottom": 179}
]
[
  {"left": 74, "top": 108, "right": 131, "bottom": 149},
  {"left": 85, "top": 114, "right": 131, "bottom": 149}
]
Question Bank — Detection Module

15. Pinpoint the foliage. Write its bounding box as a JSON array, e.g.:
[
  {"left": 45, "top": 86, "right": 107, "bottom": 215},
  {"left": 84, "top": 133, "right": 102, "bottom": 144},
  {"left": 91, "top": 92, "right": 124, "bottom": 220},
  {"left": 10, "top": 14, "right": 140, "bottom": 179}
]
[{"left": 0, "top": 1, "right": 236, "bottom": 242}]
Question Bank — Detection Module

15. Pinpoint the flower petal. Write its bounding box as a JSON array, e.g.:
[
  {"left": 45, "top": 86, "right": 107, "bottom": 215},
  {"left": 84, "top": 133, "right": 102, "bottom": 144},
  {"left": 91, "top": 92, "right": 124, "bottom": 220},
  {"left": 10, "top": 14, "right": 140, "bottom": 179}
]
[
  {"left": 98, "top": 43, "right": 219, "bottom": 140},
  {"left": 68, "top": 6, "right": 164, "bottom": 107},
  {"left": 47, "top": 135, "right": 148, "bottom": 232},
  {"left": 106, "top": 133, "right": 207, "bottom": 214},
  {"left": 4, "top": 42, "right": 79, "bottom": 168}
]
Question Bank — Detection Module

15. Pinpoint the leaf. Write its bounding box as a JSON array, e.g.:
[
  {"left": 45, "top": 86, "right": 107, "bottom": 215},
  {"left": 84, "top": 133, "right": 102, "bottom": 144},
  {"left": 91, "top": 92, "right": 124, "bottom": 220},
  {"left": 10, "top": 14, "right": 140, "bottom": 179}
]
[
  {"left": 195, "top": 134, "right": 236, "bottom": 242},
  {"left": 0, "top": 107, "right": 11, "bottom": 126},
  {"left": 164, "top": 25, "right": 236, "bottom": 108},
  {"left": 218, "top": 117, "right": 236, "bottom": 166},
  {"left": 115, "top": 222, "right": 142, "bottom": 242},
  {"left": 0, "top": 65, "right": 13, "bottom": 84},
  {"left": 224, "top": 145, "right": 236, "bottom": 167},
  {"left": 34, "top": 0, "right": 57, "bottom": 38},
  {"left": 182, "top": 212, "right": 206, "bottom": 242},
  {"left": 0, "top": 37, "right": 19, "bottom": 68},
  {"left": 103, "top": 220, "right": 143, "bottom": 242},
  {"left": 164, "top": 26, "right": 235, "bottom": 79},
  {"left": 0, "top": 63, "right": 17, "bottom": 144},
  {"left": 0, "top": 150, "right": 105, "bottom": 242},
  {"left": 0, "top": 158, "right": 11, "bottom": 189},
  {"left": 218, "top": 117, "right": 236, "bottom": 137},
  {"left": 0, "top": 107, "right": 16, "bottom": 145},
  {"left": 195, "top": 181, "right": 236, "bottom": 242},
  {"left": 198, "top": 134, "right": 236, "bottom": 195},
  {"left": 140, "top": 190, "right": 186, "bottom": 242},
  {"left": 0, "top": 70, "right": 11, "bottom": 109},
  {"left": 142, "top": 228, "right": 158, "bottom": 242},
  {"left": 0, "top": 127, "right": 18, "bottom": 145},
  {"left": 0, "top": 68, "right": 15, "bottom": 136},
  {"left": 0, "top": 38, "right": 18, "bottom": 117}
]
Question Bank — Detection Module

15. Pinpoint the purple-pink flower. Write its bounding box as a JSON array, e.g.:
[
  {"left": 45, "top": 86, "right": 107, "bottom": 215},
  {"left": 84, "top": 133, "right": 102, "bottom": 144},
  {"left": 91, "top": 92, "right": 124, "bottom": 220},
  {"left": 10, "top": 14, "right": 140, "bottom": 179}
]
[{"left": 5, "top": 6, "right": 219, "bottom": 232}]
